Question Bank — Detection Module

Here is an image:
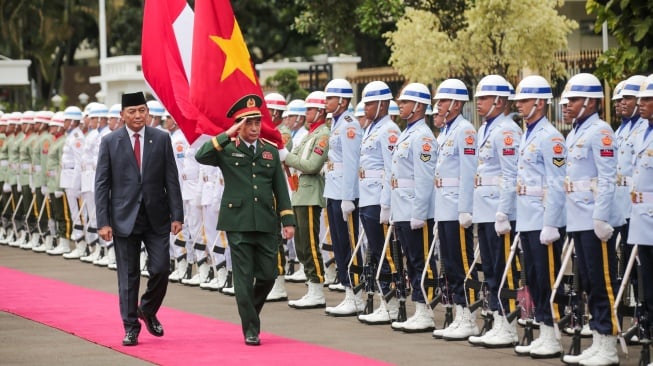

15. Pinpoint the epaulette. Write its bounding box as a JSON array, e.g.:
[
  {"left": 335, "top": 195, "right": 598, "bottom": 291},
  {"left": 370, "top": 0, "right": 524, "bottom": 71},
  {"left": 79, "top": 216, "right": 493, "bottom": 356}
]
[{"left": 260, "top": 137, "right": 277, "bottom": 147}]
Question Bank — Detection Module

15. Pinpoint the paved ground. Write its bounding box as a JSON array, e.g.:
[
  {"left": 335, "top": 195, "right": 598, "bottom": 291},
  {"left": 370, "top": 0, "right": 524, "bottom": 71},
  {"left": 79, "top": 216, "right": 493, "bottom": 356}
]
[{"left": 0, "top": 244, "right": 644, "bottom": 365}]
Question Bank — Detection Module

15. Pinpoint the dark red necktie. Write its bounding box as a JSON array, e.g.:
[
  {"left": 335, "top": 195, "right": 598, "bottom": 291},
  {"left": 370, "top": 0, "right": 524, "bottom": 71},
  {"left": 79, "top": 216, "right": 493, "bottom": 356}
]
[{"left": 134, "top": 133, "right": 141, "bottom": 170}]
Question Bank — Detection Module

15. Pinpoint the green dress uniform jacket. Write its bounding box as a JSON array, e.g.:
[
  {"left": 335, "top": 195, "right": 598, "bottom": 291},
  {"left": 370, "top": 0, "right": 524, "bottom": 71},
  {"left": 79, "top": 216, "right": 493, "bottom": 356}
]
[
  {"left": 32, "top": 132, "right": 52, "bottom": 188},
  {"left": 0, "top": 132, "right": 7, "bottom": 183},
  {"left": 19, "top": 133, "right": 38, "bottom": 187},
  {"left": 195, "top": 133, "right": 296, "bottom": 231},
  {"left": 7, "top": 132, "right": 22, "bottom": 186},
  {"left": 46, "top": 135, "right": 65, "bottom": 192},
  {"left": 284, "top": 123, "right": 330, "bottom": 207},
  {"left": 278, "top": 124, "right": 293, "bottom": 153}
]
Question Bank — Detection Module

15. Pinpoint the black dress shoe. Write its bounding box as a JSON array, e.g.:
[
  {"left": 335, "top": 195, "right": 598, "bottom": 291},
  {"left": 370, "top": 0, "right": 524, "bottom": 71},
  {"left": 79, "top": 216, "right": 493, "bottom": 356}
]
[
  {"left": 245, "top": 335, "right": 260, "bottom": 346},
  {"left": 138, "top": 308, "right": 164, "bottom": 337},
  {"left": 122, "top": 330, "right": 139, "bottom": 346}
]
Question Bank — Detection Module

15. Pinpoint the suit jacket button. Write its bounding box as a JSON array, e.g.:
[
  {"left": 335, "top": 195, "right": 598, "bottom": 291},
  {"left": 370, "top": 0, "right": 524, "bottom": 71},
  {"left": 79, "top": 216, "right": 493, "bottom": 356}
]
[
  {"left": 253, "top": 185, "right": 257, "bottom": 190},
  {"left": 252, "top": 174, "right": 256, "bottom": 178},
  {"left": 254, "top": 197, "right": 258, "bottom": 202},
  {"left": 235, "top": 162, "right": 239, "bottom": 166},
  {"left": 228, "top": 203, "right": 233, "bottom": 208},
  {"left": 252, "top": 162, "right": 256, "bottom": 166}
]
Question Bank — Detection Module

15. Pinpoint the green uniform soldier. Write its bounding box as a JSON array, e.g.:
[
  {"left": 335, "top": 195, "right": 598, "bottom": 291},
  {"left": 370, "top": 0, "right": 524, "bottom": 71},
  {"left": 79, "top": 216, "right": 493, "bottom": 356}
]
[
  {"left": 13, "top": 111, "right": 39, "bottom": 247},
  {"left": 285, "top": 90, "right": 331, "bottom": 309},
  {"left": 0, "top": 114, "right": 8, "bottom": 241},
  {"left": 0, "top": 114, "right": 18, "bottom": 244},
  {"left": 195, "top": 94, "right": 296, "bottom": 346},
  {"left": 6, "top": 113, "right": 26, "bottom": 246},
  {"left": 30, "top": 111, "right": 55, "bottom": 251}
]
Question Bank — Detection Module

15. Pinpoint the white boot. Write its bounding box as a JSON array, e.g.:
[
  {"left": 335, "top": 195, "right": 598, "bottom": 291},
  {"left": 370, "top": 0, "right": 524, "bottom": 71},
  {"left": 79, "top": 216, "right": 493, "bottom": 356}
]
[
  {"left": 47, "top": 238, "right": 71, "bottom": 255},
  {"left": 98, "top": 246, "right": 116, "bottom": 267},
  {"left": 324, "top": 264, "right": 337, "bottom": 285},
  {"left": 528, "top": 324, "right": 562, "bottom": 358},
  {"left": 481, "top": 313, "right": 518, "bottom": 348},
  {"left": 284, "top": 263, "right": 307, "bottom": 283},
  {"left": 358, "top": 295, "right": 398, "bottom": 325},
  {"left": 140, "top": 249, "right": 149, "bottom": 277},
  {"left": 0, "top": 228, "right": 14, "bottom": 244},
  {"left": 288, "top": 282, "right": 326, "bottom": 309},
  {"left": 63, "top": 240, "right": 87, "bottom": 259},
  {"left": 433, "top": 305, "right": 462, "bottom": 338},
  {"left": 578, "top": 334, "right": 619, "bottom": 366},
  {"left": 401, "top": 303, "right": 435, "bottom": 333},
  {"left": 562, "top": 330, "right": 602, "bottom": 365},
  {"left": 20, "top": 232, "right": 40, "bottom": 249},
  {"left": 182, "top": 261, "right": 210, "bottom": 286},
  {"left": 201, "top": 267, "right": 228, "bottom": 291},
  {"left": 81, "top": 244, "right": 101, "bottom": 263},
  {"left": 442, "top": 305, "right": 479, "bottom": 340},
  {"left": 8, "top": 229, "right": 26, "bottom": 247},
  {"left": 469, "top": 311, "right": 502, "bottom": 346},
  {"left": 326, "top": 287, "right": 364, "bottom": 316},
  {"left": 33, "top": 235, "right": 54, "bottom": 253},
  {"left": 266, "top": 276, "right": 288, "bottom": 301},
  {"left": 168, "top": 258, "right": 188, "bottom": 282},
  {"left": 328, "top": 282, "right": 346, "bottom": 292}
]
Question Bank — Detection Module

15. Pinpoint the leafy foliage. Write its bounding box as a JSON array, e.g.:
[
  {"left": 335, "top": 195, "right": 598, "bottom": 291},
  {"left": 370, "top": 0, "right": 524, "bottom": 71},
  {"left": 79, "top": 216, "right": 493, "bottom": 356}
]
[{"left": 265, "top": 68, "right": 308, "bottom": 100}]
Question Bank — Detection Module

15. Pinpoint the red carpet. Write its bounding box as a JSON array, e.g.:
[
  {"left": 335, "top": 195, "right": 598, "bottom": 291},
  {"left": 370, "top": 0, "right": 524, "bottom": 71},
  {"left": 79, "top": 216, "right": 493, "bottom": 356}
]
[{"left": 0, "top": 266, "right": 392, "bottom": 366}]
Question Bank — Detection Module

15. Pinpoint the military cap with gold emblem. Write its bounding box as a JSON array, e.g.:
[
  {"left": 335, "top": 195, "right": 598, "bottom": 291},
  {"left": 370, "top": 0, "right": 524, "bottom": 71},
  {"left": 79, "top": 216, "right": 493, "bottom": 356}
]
[{"left": 227, "top": 94, "right": 263, "bottom": 121}]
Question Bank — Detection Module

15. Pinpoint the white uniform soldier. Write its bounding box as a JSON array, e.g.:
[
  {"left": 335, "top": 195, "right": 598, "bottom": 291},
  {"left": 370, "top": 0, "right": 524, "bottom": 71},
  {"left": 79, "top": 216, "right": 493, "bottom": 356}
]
[
  {"left": 168, "top": 125, "right": 193, "bottom": 282},
  {"left": 467, "top": 75, "right": 523, "bottom": 348},
  {"left": 146, "top": 100, "right": 166, "bottom": 130},
  {"left": 431, "top": 79, "right": 479, "bottom": 341},
  {"left": 389, "top": 83, "right": 438, "bottom": 333},
  {"left": 199, "top": 167, "right": 230, "bottom": 291}
]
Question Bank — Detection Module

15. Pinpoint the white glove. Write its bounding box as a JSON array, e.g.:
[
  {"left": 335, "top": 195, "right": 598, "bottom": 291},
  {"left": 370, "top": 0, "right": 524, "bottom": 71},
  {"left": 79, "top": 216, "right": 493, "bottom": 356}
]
[
  {"left": 16, "top": 184, "right": 21, "bottom": 192},
  {"left": 410, "top": 218, "right": 425, "bottom": 230},
  {"left": 54, "top": 190, "right": 64, "bottom": 198},
  {"left": 593, "top": 219, "right": 614, "bottom": 242},
  {"left": 41, "top": 186, "right": 48, "bottom": 195},
  {"left": 494, "top": 212, "right": 511, "bottom": 236},
  {"left": 379, "top": 205, "right": 391, "bottom": 224},
  {"left": 278, "top": 147, "right": 289, "bottom": 162},
  {"left": 2, "top": 183, "right": 10, "bottom": 193},
  {"left": 341, "top": 200, "right": 355, "bottom": 222},
  {"left": 539, "top": 226, "right": 560, "bottom": 245},
  {"left": 458, "top": 212, "right": 473, "bottom": 229}
]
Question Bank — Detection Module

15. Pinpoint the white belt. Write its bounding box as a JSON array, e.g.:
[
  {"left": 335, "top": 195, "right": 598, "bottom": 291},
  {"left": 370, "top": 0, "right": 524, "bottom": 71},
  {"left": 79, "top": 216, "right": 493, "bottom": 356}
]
[
  {"left": 617, "top": 175, "right": 632, "bottom": 188},
  {"left": 10, "top": 163, "right": 18, "bottom": 169},
  {"left": 326, "top": 161, "right": 343, "bottom": 172},
  {"left": 517, "top": 183, "right": 545, "bottom": 197},
  {"left": 359, "top": 169, "right": 384, "bottom": 179},
  {"left": 33, "top": 165, "right": 42, "bottom": 172},
  {"left": 182, "top": 173, "right": 199, "bottom": 181},
  {"left": 631, "top": 191, "right": 653, "bottom": 204},
  {"left": 474, "top": 175, "right": 501, "bottom": 187},
  {"left": 391, "top": 178, "right": 414, "bottom": 189},
  {"left": 564, "top": 179, "right": 595, "bottom": 193},
  {"left": 47, "top": 170, "right": 56, "bottom": 177},
  {"left": 0, "top": 160, "right": 8, "bottom": 167},
  {"left": 434, "top": 177, "right": 459, "bottom": 188},
  {"left": 21, "top": 163, "right": 31, "bottom": 170}
]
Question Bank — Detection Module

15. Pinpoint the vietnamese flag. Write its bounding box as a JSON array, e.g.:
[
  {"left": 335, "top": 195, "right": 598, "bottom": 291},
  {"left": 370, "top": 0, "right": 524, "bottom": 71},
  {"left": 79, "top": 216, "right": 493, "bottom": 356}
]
[{"left": 190, "top": 0, "right": 282, "bottom": 147}]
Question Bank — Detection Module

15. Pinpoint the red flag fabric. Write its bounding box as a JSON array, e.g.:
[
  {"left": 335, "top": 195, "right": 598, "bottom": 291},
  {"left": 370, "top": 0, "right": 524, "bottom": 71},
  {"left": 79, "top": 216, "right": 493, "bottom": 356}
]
[
  {"left": 142, "top": 0, "right": 201, "bottom": 144},
  {"left": 190, "top": 0, "right": 282, "bottom": 147}
]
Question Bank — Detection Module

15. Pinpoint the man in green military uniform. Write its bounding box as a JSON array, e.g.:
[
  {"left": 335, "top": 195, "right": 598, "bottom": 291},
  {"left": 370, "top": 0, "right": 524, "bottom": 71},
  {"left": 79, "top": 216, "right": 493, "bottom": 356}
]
[
  {"left": 31, "top": 111, "right": 56, "bottom": 252},
  {"left": 0, "top": 114, "right": 9, "bottom": 242},
  {"left": 12, "top": 112, "right": 39, "bottom": 247},
  {"left": 0, "top": 114, "right": 17, "bottom": 244},
  {"left": 6, "top": 113, "right": 26, "bottom": 246},
  {"left": 195, "top": 94, "right": 296, "bottom": 346}
]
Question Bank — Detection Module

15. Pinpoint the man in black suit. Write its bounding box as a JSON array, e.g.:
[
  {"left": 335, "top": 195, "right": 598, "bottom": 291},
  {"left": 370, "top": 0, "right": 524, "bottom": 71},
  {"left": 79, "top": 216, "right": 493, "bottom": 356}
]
[{"left": 95, "top": 92, "right": 183, "bottom": 346}]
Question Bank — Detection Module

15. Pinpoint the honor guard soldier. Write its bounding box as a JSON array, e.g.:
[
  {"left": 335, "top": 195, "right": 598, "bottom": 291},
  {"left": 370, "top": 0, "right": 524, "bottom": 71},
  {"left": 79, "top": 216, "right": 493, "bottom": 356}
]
[
  {"left": 34, "top": 112, "right": 67, "bottom": 253},
  {"left": 322, "top": 78, "right": 365, "bottom": 316},
  {"left": 1, "top": 112, "right": 23, "bottom": 245},
  {"left": 431, "top": 79, "right": 479, "bottom": 340},
  {"left": 510, "top": 75, "right": 567, "bottom": 358},
  {"left": 11, "top": 111, "right": 36, "bottom": 247},
  {"left": 561, "top": 73, "right": 620, "bottom": 366},
  {"left": 612, "top": 80, "right": 626, "bottom": 122},
  {"left": 194, "top": 94, "right": 296, "bottom": 346},
  {"left": 355, "top": 81, "right": 402, "bottom": 324},
  {"left": 389, "top": 83, "right": 438, "bottom": 333},
  {"left": 284, "top": 91, "right": 331, "bottom": 309},
  {"left": 0, "top": 113, "right": 8, "bottom": 243},
  {"left": 146, "top": 100, "right": 166, "bottom": 130},
  {"left": 354, "top": 101, "right": 366, "bottom": 127},
  {"left": 628, "top": 74, "right": 653, "bottom": 366},
  {"left": 467, "top": 75, "right": 523, "bottom": 347}
]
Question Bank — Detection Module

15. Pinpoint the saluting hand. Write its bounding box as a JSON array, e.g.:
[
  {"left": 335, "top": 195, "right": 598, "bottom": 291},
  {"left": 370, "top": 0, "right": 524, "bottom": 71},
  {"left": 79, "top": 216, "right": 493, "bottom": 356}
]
[{"left": 225, "top": 120, "right": 245, "bottom": 137}]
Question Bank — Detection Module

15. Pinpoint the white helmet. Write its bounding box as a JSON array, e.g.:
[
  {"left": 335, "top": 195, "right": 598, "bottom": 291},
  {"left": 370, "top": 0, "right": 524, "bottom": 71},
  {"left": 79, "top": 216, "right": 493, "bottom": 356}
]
[
  {"left": 286, "top": 99, "right": 306, "bottom": 116},
  {"left": 425, "top": 105, "right": 434, "bottom": 115},
  {"left": 324, "top": 79, "right": 353, "bottom": 98},
  {"left": 354, "top": 101, "right": 365, "bottom": 117},
  {"left": 612, "top": 80, "right": 626, "bottom": 100},
  {"left": 265, "top": 92, "right": 287, "bottom": 111},
  {"left": 434, "top": 79, "right": 469, "bottom": 101},
  {"left": 398, "top": 83, "right": 431, "bottom": 105},
  {"left": 304, "top": 91, "right": 326, "bottom": 109},
  {"left": 559, "top": 97, "right": 569, "bottom": 105},
  {"left": 514, "top": 75, "right": 553, "bottom": 100},
  {"left": 63, "top": 106, "right": 83, "bottom": 121},
  {"left": 0, "top": 113, "right": 6, "bottom": 126},
  {"left": 108, "top": 104, "right": 122, "bottom": 118},
  {"left": 49, "top": 111, "right": 66, "bottom": 127},
  {"left": 563, "top": 73, "right": 603, "bottom": 99},
  {"left": 89, "top": 103, "right": 109, "bottom": 118},
  {"left": 147, "top": 100, "right": 165, "bottom": 116},
  {"left": 21, "top": 110, "right": 35, "bottom": 124},
  {"left": 475, "top": 75, "right": 511, "bottom": 98},
  {"left": 9, "top": 111, "right": 22, "bottom": 124},
  {"left": 637, "top": 74, "right": 653, "bottom": 98},
  {"left": 34, "top": 110, "right": 54, "bottom": 124},
  {"left": 388, "top": 100, "right": 399, "bottom": 116},
  {"left": 361, "top": 81, "right": 393, "bottom": 103},
  {"left": 621, "top": 75, "right": 647, "bottom": 97}
]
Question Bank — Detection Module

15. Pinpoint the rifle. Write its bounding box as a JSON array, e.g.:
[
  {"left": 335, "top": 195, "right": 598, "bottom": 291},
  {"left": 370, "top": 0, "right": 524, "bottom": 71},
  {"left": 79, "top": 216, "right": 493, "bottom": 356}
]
[
  {"left": 465, "top": 245, "right": 491, "bottom": 334},
  {"left": 348, "top": 227, "right": 372, "bottom": 314},
  {"left": 10, "top": 192, "right": 24, "bottom": 238},
  {"left": 420, "top": 224, "right": 453, "bottom": 329},
  {"left": 381, "top": 224, "right": 407, "bottom": 322},
  {"left": 613, "top": 243, "right": 639, "bottom": 359},
  {"left": 1, "top": 191, "right": 14, "bottom": 230},
  {"left": 35, "top": 193, "right": 49, "bottom": 238}
]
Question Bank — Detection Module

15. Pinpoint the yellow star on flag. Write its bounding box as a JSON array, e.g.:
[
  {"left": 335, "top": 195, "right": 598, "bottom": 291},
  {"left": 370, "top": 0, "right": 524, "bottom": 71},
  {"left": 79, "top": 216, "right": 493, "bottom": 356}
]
[{"left": 209, "top": 18, "right": 256, "bottom": 84}]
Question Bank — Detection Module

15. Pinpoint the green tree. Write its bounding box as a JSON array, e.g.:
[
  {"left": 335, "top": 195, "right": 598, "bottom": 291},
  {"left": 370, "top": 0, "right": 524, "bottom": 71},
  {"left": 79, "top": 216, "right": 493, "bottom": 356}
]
[
  {"left": 385, "top": 0, "right": 577, "bottom": 85},
  {"left": 587, "top": 0, "right": 653, "bottom": 86},
  {"left": 265, "top": 68, "right": 308, "bottom": 101}
]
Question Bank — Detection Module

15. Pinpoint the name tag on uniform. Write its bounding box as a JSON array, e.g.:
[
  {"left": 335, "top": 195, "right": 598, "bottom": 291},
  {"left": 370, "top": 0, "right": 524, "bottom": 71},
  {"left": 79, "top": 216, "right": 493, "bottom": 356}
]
[{"left": 232, "top": 153, "right": 245, "bottom": 158}]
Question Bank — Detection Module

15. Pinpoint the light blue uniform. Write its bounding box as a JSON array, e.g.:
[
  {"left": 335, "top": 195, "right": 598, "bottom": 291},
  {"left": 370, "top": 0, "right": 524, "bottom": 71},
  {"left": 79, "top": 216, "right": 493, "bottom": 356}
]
[
  {"left": 324, "top": 111, "right": 362, "bottom": 200},
  {"left": 472, "top": 116, "right": 522, "bottom": 223},
  {"left": 434, "top": 115, "right": 476, "bottom": 221},
  {"left": 628, "top": 123, "right": 653, "bottom": 245},
  {"left": 565, "top": 113, "right": 619, "bottom": 231},
  {"left": 389, "top": 119, "right": 437, "bottom": 221},
  {"left": 614, "top": 117, "right": 646, "bottom": 225},
  {"left": 359, "top": 115, "right": 400, "bottom": 208},
  {"left": 515, "top": 118, "right": 566, "bottom": 232}
]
